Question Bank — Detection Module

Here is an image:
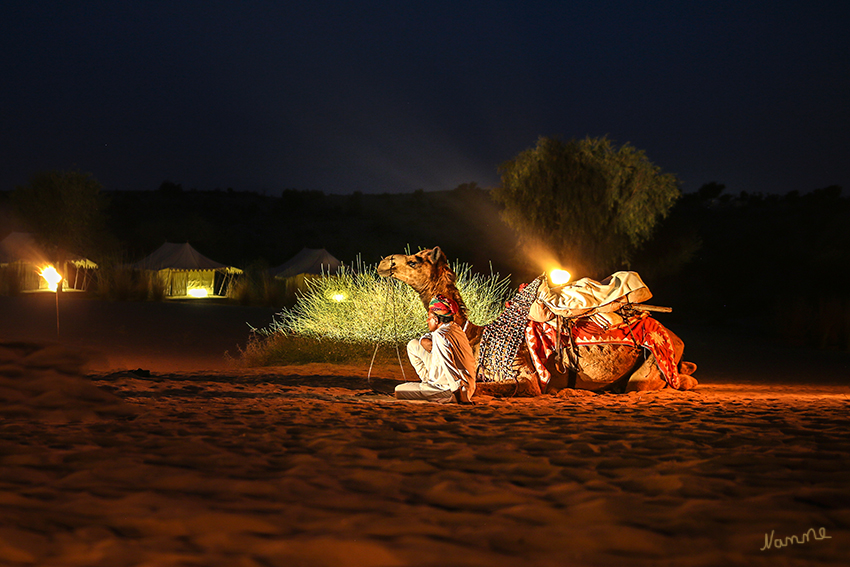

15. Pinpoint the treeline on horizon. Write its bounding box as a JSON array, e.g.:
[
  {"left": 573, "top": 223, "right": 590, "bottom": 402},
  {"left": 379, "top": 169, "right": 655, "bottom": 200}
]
[
  {"left": 1, "top": 180, "right": 848, "bottom": 349},
  {"left": 111, "top": 180, "right": 850, "bottom": 348},
  {"left": 642, "top": 183, "right": 849, "bottom": 349},
  {"left": 102, "top": 181, "right": 517, "bottom": 276}
]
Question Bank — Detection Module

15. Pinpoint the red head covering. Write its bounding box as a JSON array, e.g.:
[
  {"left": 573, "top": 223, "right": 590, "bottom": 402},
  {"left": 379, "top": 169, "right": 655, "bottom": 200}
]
[{"left": 429, "top": 294, "right": 458, "bottom": 317}]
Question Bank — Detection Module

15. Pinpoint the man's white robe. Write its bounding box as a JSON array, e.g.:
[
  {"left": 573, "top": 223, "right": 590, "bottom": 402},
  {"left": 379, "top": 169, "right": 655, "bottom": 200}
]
[{"left": 396, "top": 322, "right": 476, "bottom": 402}]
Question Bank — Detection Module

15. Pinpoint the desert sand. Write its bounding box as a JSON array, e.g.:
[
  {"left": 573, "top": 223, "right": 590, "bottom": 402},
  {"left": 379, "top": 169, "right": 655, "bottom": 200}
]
[{"left": 1, "top": 292, "right": 848, "bottom": 566}]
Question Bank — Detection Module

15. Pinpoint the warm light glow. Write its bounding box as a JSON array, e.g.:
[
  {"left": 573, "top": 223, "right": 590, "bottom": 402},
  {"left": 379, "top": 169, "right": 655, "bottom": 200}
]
[
  {"left": 550, "top": 269, "right": 571, "bottom": 285},
  {"left": 39, "top": 266, "right": 63, "bottom": 291},
  {"left": 332, "top": 293, "right": 345, "bottom": 302},
  {"left": 188, "top": 288, "right": 208, "bottom": 298}
]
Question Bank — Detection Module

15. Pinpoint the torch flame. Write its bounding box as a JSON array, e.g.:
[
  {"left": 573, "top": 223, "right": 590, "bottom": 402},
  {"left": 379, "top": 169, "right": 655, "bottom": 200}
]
[
  {"left": 549, "top": 269, "right": 571, "bottom": 285},
  {"left": 39, "top": 266, "right": 63, "bottom": 292}
]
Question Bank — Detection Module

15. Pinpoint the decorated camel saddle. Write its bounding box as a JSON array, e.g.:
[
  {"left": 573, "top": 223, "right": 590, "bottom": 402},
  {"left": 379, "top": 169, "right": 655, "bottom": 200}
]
[{"left": 378, "top": 247, "right": 697, "bottom": 397}]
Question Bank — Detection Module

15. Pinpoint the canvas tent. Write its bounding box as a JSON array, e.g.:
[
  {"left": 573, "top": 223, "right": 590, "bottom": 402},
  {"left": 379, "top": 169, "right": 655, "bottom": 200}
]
[
  {"left": 270, "top": 248, "right": 341, "bottom": 279},
  {"left": 0, "top": 232, "right": 97, "bottom": 291},
  {"left": 131, "top": 242, "right": 242, "bottom": 297}
]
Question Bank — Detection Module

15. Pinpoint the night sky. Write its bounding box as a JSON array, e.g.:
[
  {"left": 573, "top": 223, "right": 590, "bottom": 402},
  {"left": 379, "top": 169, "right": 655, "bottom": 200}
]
[{"left": 2, "top": 0, "right": 848, "bottom": 196}]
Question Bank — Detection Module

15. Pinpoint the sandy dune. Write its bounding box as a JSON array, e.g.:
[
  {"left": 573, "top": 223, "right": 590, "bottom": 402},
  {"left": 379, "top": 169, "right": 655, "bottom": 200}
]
[{"left": 1, "top": 293, "right": 848, "bottom": 566}]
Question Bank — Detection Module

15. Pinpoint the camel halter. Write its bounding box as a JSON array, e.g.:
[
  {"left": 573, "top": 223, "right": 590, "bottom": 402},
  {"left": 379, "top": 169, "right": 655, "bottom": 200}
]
[{"left": 367, "top": 256, "right": 408, "bottom": 385}]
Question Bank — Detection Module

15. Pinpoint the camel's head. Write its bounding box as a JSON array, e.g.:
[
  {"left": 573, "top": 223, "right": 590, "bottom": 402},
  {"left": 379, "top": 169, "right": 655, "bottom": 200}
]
[
  {"left": 377, "top": 247, "right": 450, "bottom": 292},
  {"left": 378, "top": 246, "right": 472, "bottom": 322}
]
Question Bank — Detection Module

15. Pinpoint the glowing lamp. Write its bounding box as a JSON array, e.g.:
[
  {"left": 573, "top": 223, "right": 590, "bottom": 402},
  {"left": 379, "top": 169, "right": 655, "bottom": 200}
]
[
  {"left": 549, "top": 269, "right": 571, "bottom": 286},
  {"left": 188, "top": 288, "right": 208, "bottom": 298},
  {"left": 332, "top": 293, "right": 345, "bottom": 302},
  {"left": 40, "top": 266, "right": 63, "bottom": 292}
]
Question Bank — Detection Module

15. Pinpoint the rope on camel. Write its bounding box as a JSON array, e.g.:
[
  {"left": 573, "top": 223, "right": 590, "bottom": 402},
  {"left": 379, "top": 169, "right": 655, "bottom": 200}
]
[{"left": 367, "top": 256, "right": 407, "bottom": 386}]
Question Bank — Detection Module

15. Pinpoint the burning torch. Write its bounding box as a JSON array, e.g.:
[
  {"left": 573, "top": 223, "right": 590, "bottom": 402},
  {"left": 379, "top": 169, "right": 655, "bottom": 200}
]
[{"left": 39, "top": 265, "right": 62, "bottom": 340}]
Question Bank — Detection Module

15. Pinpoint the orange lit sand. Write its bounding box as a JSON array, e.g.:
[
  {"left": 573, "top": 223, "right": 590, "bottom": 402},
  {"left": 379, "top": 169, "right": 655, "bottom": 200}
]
[{"left": 1, "top": 293, "right": 848, "bottom": 566}]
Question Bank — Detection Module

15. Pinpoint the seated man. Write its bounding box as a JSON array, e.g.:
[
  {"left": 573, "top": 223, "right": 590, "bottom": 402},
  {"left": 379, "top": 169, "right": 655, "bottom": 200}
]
[{"left": 395, "top": 295, "right": 476, "bottom": 403}]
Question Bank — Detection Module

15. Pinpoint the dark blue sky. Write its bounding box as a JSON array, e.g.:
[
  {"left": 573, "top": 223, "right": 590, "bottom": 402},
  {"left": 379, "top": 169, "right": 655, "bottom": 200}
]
[{"left": 2, "top": 0, "right": 848, "bottom": 195}]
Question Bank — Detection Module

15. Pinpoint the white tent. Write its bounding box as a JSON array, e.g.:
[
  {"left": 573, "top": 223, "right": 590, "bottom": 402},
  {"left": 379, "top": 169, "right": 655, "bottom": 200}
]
[
  {"left": 0, "top": 232, "right": 97, "bottom": 291},
  {"left": 131, "top": 242, "right": 242, "bottom": 297},
  {"left": 270, "top": 248, "right": 341, "bottom": 279}
]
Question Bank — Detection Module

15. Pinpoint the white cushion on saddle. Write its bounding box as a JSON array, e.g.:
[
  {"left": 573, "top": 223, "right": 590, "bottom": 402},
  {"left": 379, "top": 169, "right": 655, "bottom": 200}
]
[{"left": 538, "top": 271, "right": 652, "bottom": 318}]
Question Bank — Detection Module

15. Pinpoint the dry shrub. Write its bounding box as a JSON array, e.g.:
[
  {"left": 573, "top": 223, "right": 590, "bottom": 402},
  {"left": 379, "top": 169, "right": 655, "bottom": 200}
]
[
  {"left": 147, "top": 272, "right": 166, "bottom": 301},
  {"left": 93, "top": 265, "right": 149, "bottom": 301},
  {"left": 0, "top": 264, "right": 24, "bottom": 296},
  {"left": 227, "top": 265, "right": 288, "bottom": 306},
  {"left": 227, "top": 275, "right": 254, "bottom": 305}
]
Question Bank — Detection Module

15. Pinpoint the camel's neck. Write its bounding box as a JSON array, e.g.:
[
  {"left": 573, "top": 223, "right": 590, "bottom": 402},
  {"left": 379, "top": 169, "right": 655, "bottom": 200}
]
[{"left": 413, "top": 272, "right": 469, "bottom": 327}]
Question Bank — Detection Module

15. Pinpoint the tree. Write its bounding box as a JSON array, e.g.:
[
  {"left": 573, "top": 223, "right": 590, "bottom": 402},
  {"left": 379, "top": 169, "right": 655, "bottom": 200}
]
[
  {"left": 11, "top": 169, "right": 111, "bottom": 261},
  {"left": 697, "top": 181, "right": 726, "bottom": 201},
  {"left": 493, "top": 136, "right": 680, "bottom": 277},
  {"left": 157, "top": 180, "right": 183, "bottom": 195}
]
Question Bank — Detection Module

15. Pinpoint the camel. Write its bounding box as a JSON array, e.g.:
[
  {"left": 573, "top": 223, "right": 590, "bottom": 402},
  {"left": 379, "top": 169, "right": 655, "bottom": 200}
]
[{"left": 377, "top": 247, "right": 698, "bottom": 396}]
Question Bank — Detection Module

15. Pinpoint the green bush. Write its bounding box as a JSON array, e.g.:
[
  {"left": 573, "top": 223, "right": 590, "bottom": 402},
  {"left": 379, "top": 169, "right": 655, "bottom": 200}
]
[
  {"left": 243, "top": 258, "right": 513, "bottom": 366},
  {"left": 265, "top": 263, "right": 424, "bottom": 344},
  {"left": 237, "top": 333, "right": 406, "bottom": 367}
]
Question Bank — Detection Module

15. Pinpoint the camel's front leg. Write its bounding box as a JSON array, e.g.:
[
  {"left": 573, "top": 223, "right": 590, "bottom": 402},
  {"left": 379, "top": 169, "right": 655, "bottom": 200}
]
[
  {"left": 625, "top": 351, "right": 698, "bottom": 392},
  {"left": 624, "top": 353, "right": 668, "bottom": 392}
]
